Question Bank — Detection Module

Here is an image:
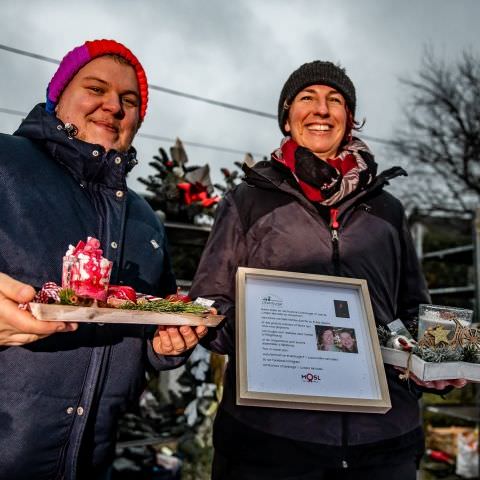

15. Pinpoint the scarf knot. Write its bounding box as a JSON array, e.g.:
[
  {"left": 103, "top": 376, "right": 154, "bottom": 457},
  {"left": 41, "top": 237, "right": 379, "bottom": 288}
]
[{"left": 272, "top": 137, "right": 377, "bottom": 206}]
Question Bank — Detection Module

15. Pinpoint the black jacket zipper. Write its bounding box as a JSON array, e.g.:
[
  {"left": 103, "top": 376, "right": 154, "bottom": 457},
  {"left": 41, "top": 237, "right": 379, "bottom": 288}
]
[{"left": 329, "top": 208, "right": 341, "bottom": 277}]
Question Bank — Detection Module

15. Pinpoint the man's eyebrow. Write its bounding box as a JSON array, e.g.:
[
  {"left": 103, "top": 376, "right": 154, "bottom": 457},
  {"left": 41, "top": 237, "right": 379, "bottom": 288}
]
[
  {"left": 123, "top": 90, "right": 140, "bottom": 98},
  {"left": 82, "top": 76, "right": 139, "bottom": 97},
  {"left": 83, "top": 76, "right": 109, "bottom": 85}
]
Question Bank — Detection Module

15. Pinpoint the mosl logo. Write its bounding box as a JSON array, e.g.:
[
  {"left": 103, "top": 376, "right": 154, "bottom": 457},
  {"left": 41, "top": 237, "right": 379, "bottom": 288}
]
[{"left": 301, "top": 372, "right": 321, "bottom": 383}]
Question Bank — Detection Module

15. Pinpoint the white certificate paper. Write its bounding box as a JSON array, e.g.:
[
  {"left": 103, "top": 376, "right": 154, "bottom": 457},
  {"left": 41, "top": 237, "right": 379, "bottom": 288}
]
[{"left": 236, "top": 268, "right": 391, "bottom": 413}]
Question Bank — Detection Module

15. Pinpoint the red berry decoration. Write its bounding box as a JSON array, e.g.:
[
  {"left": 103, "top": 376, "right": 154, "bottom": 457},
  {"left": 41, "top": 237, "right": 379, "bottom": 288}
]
[
  {"left": 107, "top": 285, "right": 137, "bottom": 303},
  {"left": 166, "top": 288, "right": 191, "bottom": 303}
]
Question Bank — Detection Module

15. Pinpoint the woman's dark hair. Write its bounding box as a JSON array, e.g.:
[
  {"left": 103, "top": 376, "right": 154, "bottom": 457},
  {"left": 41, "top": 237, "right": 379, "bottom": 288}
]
[{"left": 342, "top": 106, "right": 365, "bottom": 147}]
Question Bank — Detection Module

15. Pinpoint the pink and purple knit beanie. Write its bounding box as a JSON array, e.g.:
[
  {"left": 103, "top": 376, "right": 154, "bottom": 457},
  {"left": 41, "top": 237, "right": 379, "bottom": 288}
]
[{"left": 46, "top": 39, "right": 148, "bottom": 121}]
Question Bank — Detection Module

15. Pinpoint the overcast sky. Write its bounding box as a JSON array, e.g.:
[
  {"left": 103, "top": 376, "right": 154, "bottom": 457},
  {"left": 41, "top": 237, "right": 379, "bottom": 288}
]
[{"left": 0, "top": 0, "right": 478, "bottom": 193}]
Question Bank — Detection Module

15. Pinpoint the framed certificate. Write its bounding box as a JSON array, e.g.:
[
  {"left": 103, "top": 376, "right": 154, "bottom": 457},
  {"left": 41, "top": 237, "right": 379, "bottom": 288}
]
[{"left": 236, "top": 267, "right": 391, "bottom": 413}]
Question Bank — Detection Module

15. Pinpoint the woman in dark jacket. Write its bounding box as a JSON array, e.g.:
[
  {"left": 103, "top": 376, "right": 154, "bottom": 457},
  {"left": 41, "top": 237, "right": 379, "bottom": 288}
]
[{"left": 189, "top": 61, "right": 466, "bottom": 480}]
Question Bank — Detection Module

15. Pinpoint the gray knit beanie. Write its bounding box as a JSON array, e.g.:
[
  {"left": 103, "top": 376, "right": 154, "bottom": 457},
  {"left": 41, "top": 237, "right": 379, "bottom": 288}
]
[{"left": 278, "top": 61, "right": 356, "bottom": 135}]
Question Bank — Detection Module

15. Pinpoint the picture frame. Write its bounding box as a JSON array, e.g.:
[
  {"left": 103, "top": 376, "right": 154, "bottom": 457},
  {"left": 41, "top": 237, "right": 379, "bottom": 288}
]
[{"left": 236, "top": 267, "right": 391, "bottom": 413}]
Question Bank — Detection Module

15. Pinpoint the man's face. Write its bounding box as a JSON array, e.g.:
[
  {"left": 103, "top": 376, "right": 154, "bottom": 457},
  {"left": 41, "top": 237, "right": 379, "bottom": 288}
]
[{"left": 55, "top": 56, "right": 140, "bottom": 152}]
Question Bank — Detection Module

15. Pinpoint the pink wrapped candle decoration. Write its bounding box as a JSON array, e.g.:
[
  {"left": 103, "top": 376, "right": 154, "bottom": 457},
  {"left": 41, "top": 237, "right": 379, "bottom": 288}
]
[{"left": 62, "top": 237, "right": 113, "bottom": 301}]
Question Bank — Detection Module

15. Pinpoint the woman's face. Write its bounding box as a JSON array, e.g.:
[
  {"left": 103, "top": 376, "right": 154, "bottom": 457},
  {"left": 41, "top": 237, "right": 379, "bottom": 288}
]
[
  {"left": 340, "top": 332, "right": 354, "bottom": 349},
  {"left": 322, "top": 329, "right": 334, "bottom": 345},
  {"left": 284, "top": 84, "right": 347, "bottom": 160}
]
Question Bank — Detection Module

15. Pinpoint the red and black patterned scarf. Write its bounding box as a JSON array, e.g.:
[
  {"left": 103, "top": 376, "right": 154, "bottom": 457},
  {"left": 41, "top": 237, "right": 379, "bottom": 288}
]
[{"left": 272, "top": 136, "right": 377, "bottom": 206}]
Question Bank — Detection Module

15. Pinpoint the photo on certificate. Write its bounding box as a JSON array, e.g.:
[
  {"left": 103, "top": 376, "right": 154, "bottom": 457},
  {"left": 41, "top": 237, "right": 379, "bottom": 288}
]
[
  {"left": 236, "top": 267, "right": 391, "bottom": 413},
  {"left": 315, "top": 326, "right": 358, "bottom": 354},
  {"left": 334, "top": 299, "right": 350, "bottom": 318}
]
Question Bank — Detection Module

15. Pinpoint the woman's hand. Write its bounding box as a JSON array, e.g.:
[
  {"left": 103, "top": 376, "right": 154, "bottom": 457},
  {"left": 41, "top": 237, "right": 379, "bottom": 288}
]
[
  {"left": 409, "top": 373, "right": 468, "bottom": 390},
  {"left": 152, "top": 325, "right": 208, "bottom": 355},
  {"left": 396, "top": 367, "right": 468, "bottom": 389},
  {"left": 0, "top": 273, "right": 77, "bottom": 346}
]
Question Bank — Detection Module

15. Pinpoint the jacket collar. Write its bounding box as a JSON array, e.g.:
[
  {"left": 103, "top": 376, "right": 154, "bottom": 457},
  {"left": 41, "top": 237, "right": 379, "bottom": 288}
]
[
  {"left": 243, "top": 160, "right": 407, "bottom": 215},
  {"left": 243, "top": 160, "right": 321, "bottom": 216},
  {"left": 14, "top": 103, "right": 138, "bottom": 189}
]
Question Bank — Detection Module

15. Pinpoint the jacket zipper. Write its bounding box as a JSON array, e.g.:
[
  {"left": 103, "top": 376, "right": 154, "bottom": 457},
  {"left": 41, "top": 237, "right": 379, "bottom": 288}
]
[
  {"left": 329, "top": 207, "right": 349, "bottom": 469},
  {"left": 329, "top": 208, "right": 341, "bottom": 277}
]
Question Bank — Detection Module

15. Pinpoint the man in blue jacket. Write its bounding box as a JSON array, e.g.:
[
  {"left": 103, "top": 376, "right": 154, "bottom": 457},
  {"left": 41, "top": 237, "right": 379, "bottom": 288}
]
[{"left": 0, "top": 39, "right": 204, "bottom": 479}]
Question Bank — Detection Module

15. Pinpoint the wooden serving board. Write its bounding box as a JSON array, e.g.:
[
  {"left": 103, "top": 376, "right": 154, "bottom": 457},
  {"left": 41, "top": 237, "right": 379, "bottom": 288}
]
[{"left": 29, "top": 302, "right": 224, "bottom": 327}]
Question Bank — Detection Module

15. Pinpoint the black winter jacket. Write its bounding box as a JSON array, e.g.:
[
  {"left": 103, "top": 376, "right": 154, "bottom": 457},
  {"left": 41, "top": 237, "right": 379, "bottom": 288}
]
[
  {"left": 189, "top": 160, "right": 431, "bottom": 466},
  {"left": 0, "top": 104, "right": 178, "bottom": 479}
]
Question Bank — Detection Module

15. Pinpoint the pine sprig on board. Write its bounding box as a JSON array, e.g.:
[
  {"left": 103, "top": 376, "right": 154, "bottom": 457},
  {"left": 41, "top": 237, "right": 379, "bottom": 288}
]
[
  {"left": 121, "top": 299, "right": 208, "bottom": 315},
  {"left": 59, "top": 288, "right": 77, "bottom": 305},
  {"left": 58, "top": 288, "right": 94, "bottom": 306}
]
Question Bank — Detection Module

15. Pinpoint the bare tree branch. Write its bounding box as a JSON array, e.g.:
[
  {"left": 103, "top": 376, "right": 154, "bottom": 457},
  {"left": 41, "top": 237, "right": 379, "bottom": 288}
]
[{"left": 389, "top": 49, "right": 480, "bottom": 215}]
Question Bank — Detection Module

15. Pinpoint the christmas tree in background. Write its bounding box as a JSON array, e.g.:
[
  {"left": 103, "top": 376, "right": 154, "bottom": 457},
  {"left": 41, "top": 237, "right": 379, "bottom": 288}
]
[
  {"left": 138, "top": 138, "right": 220, "bottom": 224},
  {"left": 213, "top": 153, "right": 254, "bottom": 194}
]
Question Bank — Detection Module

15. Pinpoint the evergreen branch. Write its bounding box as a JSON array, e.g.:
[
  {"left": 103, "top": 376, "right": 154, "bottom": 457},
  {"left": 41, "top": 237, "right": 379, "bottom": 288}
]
[{"left": 121, "top": 299, "right": 208, "bottom": 315}]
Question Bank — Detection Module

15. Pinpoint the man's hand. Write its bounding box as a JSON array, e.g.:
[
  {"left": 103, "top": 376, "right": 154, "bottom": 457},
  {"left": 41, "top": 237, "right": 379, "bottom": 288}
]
[
  {"left": 152, "top": 325, "right": 208, "bottom": 355},
  {"left": 0, "top": 273, "right": 77, "bottom": 346}
]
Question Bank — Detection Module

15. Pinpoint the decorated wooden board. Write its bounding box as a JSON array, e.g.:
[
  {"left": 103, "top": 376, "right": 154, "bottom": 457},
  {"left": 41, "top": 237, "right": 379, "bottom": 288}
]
[{"left": 30, "top": 302, "right": 225, "bottom": 327}]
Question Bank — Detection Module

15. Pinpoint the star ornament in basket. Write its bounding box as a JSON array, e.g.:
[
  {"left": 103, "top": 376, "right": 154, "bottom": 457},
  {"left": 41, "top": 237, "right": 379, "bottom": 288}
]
[
  {"left": 418, "top": 325, "right": 450, "bottom": 349},
  {"left": 430, "top": 326, "right": 451, "bottom": 346}
]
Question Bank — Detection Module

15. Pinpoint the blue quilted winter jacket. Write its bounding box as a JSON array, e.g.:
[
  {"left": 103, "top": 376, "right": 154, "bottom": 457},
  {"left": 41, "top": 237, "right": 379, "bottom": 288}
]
[{"left": 0, "top": 104, "right": 178, "bottom": 479}]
